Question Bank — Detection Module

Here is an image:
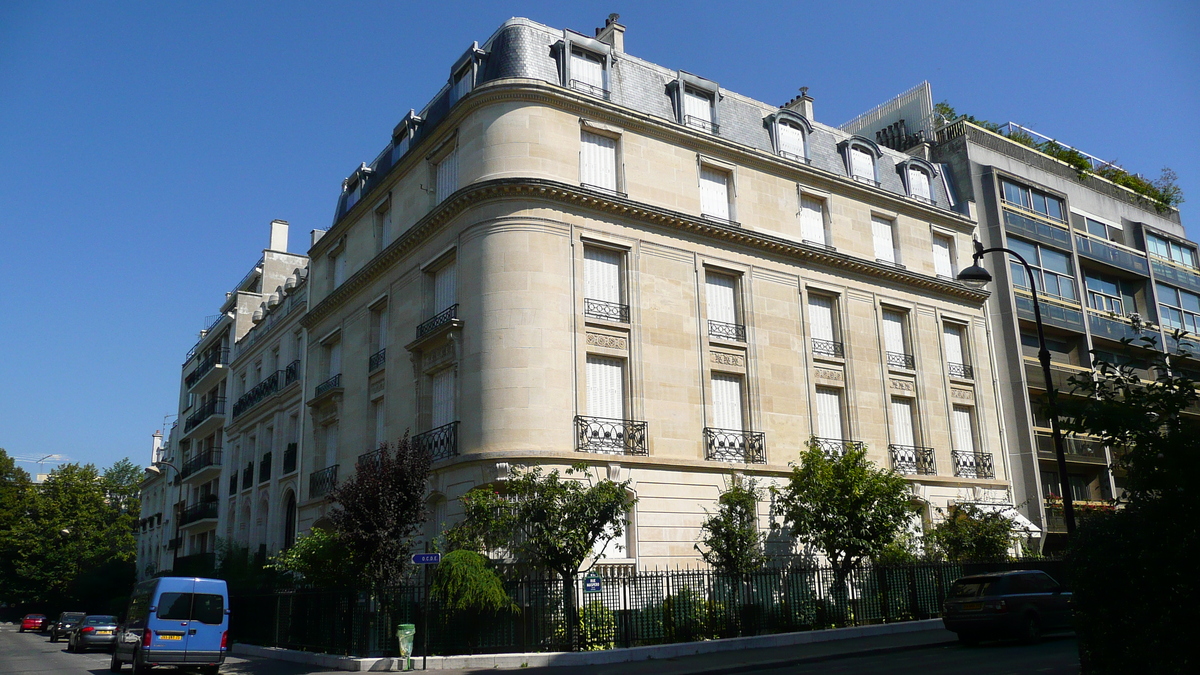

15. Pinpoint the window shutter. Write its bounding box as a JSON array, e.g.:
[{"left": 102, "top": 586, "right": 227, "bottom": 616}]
[
  {"left": 944, "top": 324, "right": 965, "bottom": 364},
  {"left": 778, "top": 123, "right": 805, "bottom": 158},
  {"left": 808, "top": 295, "right": 835, "bottom": 342},
  {"left": 328, "top": 342, "right": 341, "bottom": 375},
  {"left": 580, "top": 131, "right": 617, "bottom": 191},
  {"left": 436, "top": 148, "right": 458, "bottom": 203},
  {"left": 431, "top": 368, "right": 455, "bottom": 427},
  {"left": 684, "top": 89, "right": 712, "bottom": 124},
  {"left": 711, "top": 373, "right": 743, "bottom": 431},
  {"left": 890, "top": 397, "right": 916, "bottom": 447},
  {"left": 451, "top": 69, "right": 472, "bottom": 102},
  {"left": 434, "top": 262, "right": 457, "bottom": 312},
  {"left": 851, "top": 147, "right": 874, "bottom": 181},
  {"left": 571, "top": 50, "right": 604, "bottom": 90},
  {"left": 814, "top": 387, "right": 843, "bottom": 440},
  {"left": 908, "top": 167, "right": 931, "bottom": 200},
  {"left": 706, "top": 273, "right": 737, "bottom": 324},
  {"left": 324, "top": 423, "right": 339, "bottom": 468},
  {"left": 373, "top": 399, "right": 386, "bottom": 447},
  {"left": 872, "top": 216, "right": 895, "bottom": 262},
  {"left": 377, "top": 307, "right": 389, "bottom": 348},
  {"left": 700, "top": 167, "right": 729, "bottom": 220},
  {"left": 584, "top": 247, "right": 622, "bottom": 303},
  {"left": 800, "top": 196, "right": 825, "bottom": 244},
  {"left": 586, "top": 356, "right": 625, "bottom": 420},
  {"left": 933, "top": 235, "right": 954, "bottom": 277},
  {"left": 882, "top": 310, "right": 906, "bottom": 354},
  {"left": 952, "top": 405, "right": 976, "bottom": 453}
]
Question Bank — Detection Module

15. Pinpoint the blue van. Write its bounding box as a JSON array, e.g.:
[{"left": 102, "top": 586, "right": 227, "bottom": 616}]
[{"left": 110, "top": 577, "right": 229, "bottom": 674}]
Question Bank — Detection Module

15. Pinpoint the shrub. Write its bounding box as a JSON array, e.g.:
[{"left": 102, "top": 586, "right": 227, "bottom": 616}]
[{"left": 579, "top": 601, "right": 616, "bottom": 650}]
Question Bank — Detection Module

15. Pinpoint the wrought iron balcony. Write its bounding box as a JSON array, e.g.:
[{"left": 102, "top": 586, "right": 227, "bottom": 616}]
[
  {"left": 414, "top": 421, "right": 459, "bottom": 462},
  {"left": 258, "top": 452, "right": 272, "bottom": 484},
  {"left": 584, "top": 298, "right": 630, "bottom": 323},
  {"left": 575, "top": 416, "right": 649, "bottom": 455},
  {"left": 886, "top": 351, "right": 915, "bottom": 370},
  {"left": 309, "top": 465, "right": 339, "bottom": 499},
  {"left": 232, "top": 370, "right": 281, "bottom": 418},
  {"left": 888, "top": 444, "right": 937, "bottom": 475},
  {"left": 569, "top": 79, "right": 609, "bottom": 99},
  {"left": 952, "top": 451, "right": 995, "bottom": 479},
  {"left": 811, "top": 338, "right": 844, "bottom": 358},
  {"left": 282, "top": 442, "right": 298, "bottom": 474},
  {"left": 416, "top": 304, "right": 458, "bottom": 339},
  {"left": 369, "top": 348, "right": 386, "bottom": 372},
  {"left": 812, "top": 437, "right": 866, "bottom": 459},
  {"left": 703, "top": 428, "right": 766, "bottom": 464},
  {"left": 314, "top": 374, "right": 342, "bottom": 398},
  {"left": 284, "top": 359, "right": 301, "bottom": 386},
  {"left": 241, "top": 463, "right": 253, "bottom": 491},
  {"left": 180, "top": 500, "right": 219, "bottom": 526},
  {"left": 357, "top": 449, "right": 384, "bottom": 469},
  {"left": 685, "top": 115, "right": 719, "bottom": 134},
  {"left": 708, "top": 320, "right": 746, "bottom": 342},
  {"left": 180, "top": 448, "right": 222, "bottom": 480},
  {"left": 185, "top": 349, "right": 229, "bottom": 389},
  {"left": 948, "top": 362, "right": 974, "bottom": 379},
  {"left": 183, "top": 398, "right": 226, "bottom": 433}
]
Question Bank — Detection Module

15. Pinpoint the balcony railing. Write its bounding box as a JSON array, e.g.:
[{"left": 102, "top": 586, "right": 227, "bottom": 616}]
[
  {"left": 1074, "top": 233, "right": 1149, "bottom": 276},
  {"left": 284, "top": 359, "right": 301, "bottom": 386},
  {"left": 708, "top": 320, "right": 746, "bottom": 342},
  {"left": 685, "top": 115, "right": 719, "bottom": 134},
  {"left": 241, "top": 463, "right": 253, "bottom": 491},
  {"left": 369, "top": 349, "right": 386, "bottom": 372},
  {"left": 569, "top": 79, "right": 609, "bottom": 99},
  {"left": 416, "top": 304, "right": 458, "bottom": 339},
  {"left": 889, "top": 444, "right": 937, "bottom": 475},
  {"left": 180, "top": 501, "right": 219, "bottom": 526},
  {"left": 812, "top": 437, "right": 866, "bottom": 459},
  {"left": 948, "top": 362, "right": 974, "bottom": 379},
  {"left": 703, "top": 428, "right": 766, "bottom": 464},
  {"left": 1035, "top": 432, "right": 1107, "bottom": 462},
  {"left": 180, "top": 448, "right": 222, "bottom": 479},
  {"left": 952, "top": 451, "right": 996, "bottom": 479},
  {"left": 413, "top": 422, "right": 459, "bottom": 462},
  {"left": 259, "top": 452, "right": 272, "bottom": 484},
  {"left": 314, "top": 374, "right": 342, "bottom": 398},
  {"left": 283, "top": 442, "right": 298, "bottom": 474},
  {"left": 584, "top": 298, "right": 630, "bottom": 323},
  {"left": 309, "top": 465, "right": 339, "bottom": 499},
  {"left": 183, "top": 398, "right": 226, "bottom": 433},
  {"left": 232, "top": 371, "right": 281, "bottom": 418},
  {"left": 357, "top": 449, "right": 384, "bottom": 469},
  {"left": 575, "top": 416, "right": 649, "bottom": 455},
  {"left": 811, "top": 338, "right": 844, "bottom": 358},
  {"left": 185, "top": 349, "right": 229, "bottom": 389},
  {"left": 886, "top": 352, "right": 915, "bottom": 370}
]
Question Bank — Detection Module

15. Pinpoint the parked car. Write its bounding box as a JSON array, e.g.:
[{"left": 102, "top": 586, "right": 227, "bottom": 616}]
[
  {"left": 19, "top": 614, "right": 46, "bottom": 632},
  {"left": 110, "top": 576, "right": 228, "bottom": 674},
  {"left": 68, "top": 615, "right": 119, "bottom": 652},
  {"left": 50, "top": 611, "right": 87, "bottom": 642},
  {"left": 942, "top": 570, "right": 1073, "bottom": 644}
]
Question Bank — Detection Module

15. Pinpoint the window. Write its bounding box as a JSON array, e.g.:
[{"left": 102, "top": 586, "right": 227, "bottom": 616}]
[
  {"left": 907, "top": 166, "right": 932, "bottom": 201},
  {"left": 890, "top": 396, "right": 917, "bottom": 447},
  {"left": 932, "top": 234, "right": 955, "bottom": 278},
  {"left": 814, "top": 386, "right": 844, "bottom": 440},
  {"left": 882, "top": 309, "right": 912, "bottom": 367},
  {"left": 1001, "top": 180, "right": 1065, "bottom": 221},
  {"left": 684, "top": 88, "right": 716, "bottom": 133},
  {"left": 372, "top": 399, "right": 386, "bottom": 448},
  {"left": 570, "top": 48, "right": 606, "bottom": 97},
  {"left": 944, "top": 323, "right": 968, "bottom": 366},
  {"left": 450, "top": 65, "right": 472, "bottom": 103},
  {"left": 324, "top": 340, "right": 341, "bottom": 378},
  {"left": 1084, "top": 272, "right": 1134, "bottom": 315},
  {"left": 435, "top": 147, "right": 458, "bottom": 204},
  {"left": 800, "top": 194, "right": 826, "bottom": 246},
  {"left": 1146, "top": 233, "right": 1197, "bottom": 268},
  {"left": 583, "top": 246, "right": 625, "bottom": 320},
  {"left": 872, "top": 216, "right": 897, "bottom": 264},
  {"left": 711, "top": 373, "right": 744, "bottom": 431},
  {"left": 808, "top": 294, "right": 840, "bottom": 355},
  {"left": 433, "top": 260, "right": 457, "bottom": 313},
  {"left": 1157, "top": 283, "right": 1200, "bottom": 332},
  {"left": 706, "top": 271, "right": 742, "bottom": 339},
  {"left": 330, "top": 250, "right": 346, "bottom": 288},
  {"left": 370, "top": 303, "right": 389, "bottom": 355},
  {"left": 374, "top": 202, "right": 391, "bottom": 252},
  {"left": 1084, "top": 217, "right": 1120, "bottom": 243},
  {"left": 951, "top": 405, "right": 976, "bottom": 454},
  {"left": 778, "top": 122, "right": 807, "bottom": 160},
  {"left": 580, "top": 131, "right": 618, "bottom": 193},
  {"left": 699, "top": 166, "right": 731, "bottom": 221},
  {"left": 586, "top": 355, "right": 625, "bottom": 420},
  {"left": 1007, "top": 238, "right": 1077, "bottom": 301},
  {"left": 850, "top": 147, "right": 875, "bottom": 183},
  {"left": 323, "top": 422, "right": 339, "bottom": 467}
]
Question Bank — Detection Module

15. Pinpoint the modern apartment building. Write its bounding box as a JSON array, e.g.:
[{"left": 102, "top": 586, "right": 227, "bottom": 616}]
[{"left": 294, "top": 16, "right": 1015, "bottom": 567}]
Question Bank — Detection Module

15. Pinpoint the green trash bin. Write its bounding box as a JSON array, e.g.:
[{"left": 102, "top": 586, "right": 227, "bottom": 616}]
[{"left": 396, "top": 623, "right": 417, "bottom": 671}]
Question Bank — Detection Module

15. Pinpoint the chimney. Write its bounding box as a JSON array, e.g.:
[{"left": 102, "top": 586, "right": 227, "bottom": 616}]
[
  {"left": 783, "top": 87, "right": 814, "bottom": 121},
  {"left": 152, "top": 430, "right": 163, "bottom": 464},
  {"left": 269, "top": 219, "right": 289, "bottom": 253},
  {"left": 311, "top": 229, "right": 327, "bottom": 248},
  {"left": 595, "top": 13, "right": 625, "bottom": 52}
]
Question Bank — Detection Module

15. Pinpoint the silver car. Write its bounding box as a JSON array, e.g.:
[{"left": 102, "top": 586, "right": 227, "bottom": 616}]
[{"left": 67, "top": 614, "right": 119, "bottom": 653}]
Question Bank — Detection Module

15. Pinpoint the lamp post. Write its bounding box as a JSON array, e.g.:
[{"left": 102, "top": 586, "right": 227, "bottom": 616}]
[{"left": 958, "top": 240, "right": 1076, "bottom": 535}]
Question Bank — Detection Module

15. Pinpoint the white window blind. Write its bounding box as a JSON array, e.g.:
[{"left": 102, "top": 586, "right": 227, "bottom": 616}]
[
  {"left": 431, "top": 368, "right": 455, "bottom": 427},
  {"left": 808, "top": 295, "right": 835, "bottom": 342},
  {"left": 433, "top": 262, "right": 457, "bottom": 312},
  {"left": 944, "top": 324, "right": 965, "bottom": 364},
  {"left": 584, "top": 247, "right": 621, "bottom": 304},
  {"left": 933, "top": 234, "right": 954, "bottom": 277},
  {"left": 706, "top": 273, "right": 737, "bottom": 324},
  {"left": 451, "top": 68, "right": 472, "bottom": 102},
  {"left": 436, "top": 148, "right": 458, "bottom": 203},
  {"left": 684, "top": 89, "right": 713, "bottom": 125},
  {"left": 850, "top": 147, "right": 874, "bottom": 181},
  {"left": 373, "top": 399, "right": 386, "bottom": 448},
  {"left": 778, "top": 123, "right": 805, "bottom": 158},
  {"left": 882, "top": 310, "right": 907, "bottom": 354},
  {"left": 872, "top": 216, "right": 896, "bottom": 262},
  {"left": 711, "top": 373, "right": 744, "bottom": 431},
  {"left": 328, "top": 341, "right": 341, "bottom": 376},
  {"left": 580, "top": 131, "right": 617, "bottom": 192},
  {"left": 890, "top": 397, "right": 916, "bottom": 447},
  {"left": 908, "top": 167, "right": 932, "bottom": 200},
  {"left": 800, "top": 195, "right": 825, "bottom": 244},
  {"left": 377, "top": 306, "right": 389, "bottom": 348},
  {"left": 332, "top": 252, "right": 346, "bottom": 286},
  {"left": 952, "top": 405, "right": 976, "bottom": 453},
  {"left": 324, "top": 423, "right": 339, "bottom": 468},
  {"left": 814, "top": 386, "right": 843, "bottom": 440},
  {"left": 571, "top": 50, "right": 604, "bottom": 91},
  {"left": 586, "top": 355, "right": 625, "bottom": 420},
  {"left": 700, "top": 167, "right": 729, "bottom": 220}
]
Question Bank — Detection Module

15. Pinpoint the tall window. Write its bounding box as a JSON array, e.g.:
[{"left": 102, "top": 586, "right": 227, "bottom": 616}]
[
  {"left": 323, "top": 422, "right": 339, "bottom": 468},
  {"left": 586, "top": 355, "right": 625, "bottom": 420},
  {"left": 706, "top": 271, "right": 740, "bottom": 338},
  {"left": 800, "top": 195, "right": 826, "bottom": 246},
  {"left": 1084, "top": 217, "right": 1121, "bottom": 243},
  {"left": 431, "top": 368, "right": 455, "bottom": 428},
  {"left": 372, "top": 399, "right": 386, "bottom": 448},
  {"left": 890, "top": 396, "right": 917, "bottom": 447},
  {"left": 1084, "top": 272, "right": 1134, "bottom": 315},
  {"left": 872, "top": 216, "right": 897, "bottom": 264},
  {"left": 684, "top": 88, "right": 715, "bottom": 132},
  {"left": 450, "top": 65, "right": 472, "bottom": 103},
  {"left": 711, "top": 373, "right": 744, "bottom": 431},
  {"left": 375, "top": 202, "right": 391, "bottom": 252},
  {"left": 814, "top": 387, "right": 843, "bottom": 440},
  {"left": 907, "top": 166, "right": 932, "bottom": 201},
  {"left": 1146, "top": 233, "right": 1198, "bottom": 268},
  {"left": 951, "top": 405, "right": 976, "bottom": 454},
  {"left": 700, "top": 167, "right": 731, "bottom": 221},
  {"left": 435, "top": 147, "right": 459, "bottom": 204},
  {"left": 570, "top": 48, "right": 606, "bottom": 96},
  {"left": 1157, "top": 283, "right": 1200, "bottom": 332},
  {"left": 1001, "top": 180, "right": 1065, "bottom": 221},
  {"left": 583, "top": 247, "right": 624, "bottom": 320},
  {"left": 932, "top": 233, "right": 955, "bottom": 278},
  {"left": 1007, "top": 238, "right": 1076, "bottom": 301},
  {"left": 778, "top": 122, "right": 806, "bottom": 160},
  {"left": 850, "top": 147, "right": 875, "bottom": 183},
  {"left": 324, "top": 340, "right": 341, "bottom": 378},
  {"left": 330, "top": 250, "right": 346, "bottom": 288},
  {"left": 882, "top": 309, "right": 911, "bottom": 366},
  {"left": 433, "top": 261, "right": 457, "bottom": 313},
  {"left": 580, "top": 131, "right": 618, "bottom": 192},
  {"left": 808, "top": 294, "right": 839, "bottom": 354},
  {"left": 944, "top": 323, "right": 968, "bottom": 366}
]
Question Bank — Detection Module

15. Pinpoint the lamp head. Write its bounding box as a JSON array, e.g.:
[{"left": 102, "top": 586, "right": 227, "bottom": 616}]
[{"left": 957, "top": 263, "right": 993, "bottom": 289}]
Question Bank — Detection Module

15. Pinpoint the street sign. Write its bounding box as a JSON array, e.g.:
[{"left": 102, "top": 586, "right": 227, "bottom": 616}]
[
  {"left": 583, "top": 573, "right": 602, "bottom": 593},
  {"left": 412, "top": 553, "right": 442, "bottom": 565}
]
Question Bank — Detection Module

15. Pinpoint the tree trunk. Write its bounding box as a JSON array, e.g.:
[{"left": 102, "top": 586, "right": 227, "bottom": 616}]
[{"left": 559, "top": 570, "right": 577, "bottom": 651}]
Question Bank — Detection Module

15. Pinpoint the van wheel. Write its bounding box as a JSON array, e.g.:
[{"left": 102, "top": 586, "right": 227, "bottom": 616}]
[
  {"left": 1021, "top": 613, "right": 1041, "bottom": 643},
  {"left": 109, "top": 650, "right": 124, "bottom": 672},
  {"left": 199, "top": 666, "right": 219, "bottom": 675}
]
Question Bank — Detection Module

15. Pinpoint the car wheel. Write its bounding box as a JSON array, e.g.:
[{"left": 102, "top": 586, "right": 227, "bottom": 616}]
[
  {"left": 50, "top": 632, "right": 57, "bottom": 643},
  {"left": 131, "top": 651, "right": 151, "bottom": 675},
  {"left": 1021, "top": 613, "right": 1041, "bottom": 643},
  {"left": 109, "top": 649, "right": 124, "bottom": 672}
]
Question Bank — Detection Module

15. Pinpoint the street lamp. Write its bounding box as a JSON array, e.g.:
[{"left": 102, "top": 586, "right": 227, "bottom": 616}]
[{"left": 958, "top": 240, "right": 1076, "bottom": 535}]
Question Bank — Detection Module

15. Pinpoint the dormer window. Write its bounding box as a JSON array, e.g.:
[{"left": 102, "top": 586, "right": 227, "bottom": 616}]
[
  {"left": 570, "top": 49, "right": 607, "bottom": 98},
  {"left": 448, "top": 42, "right": 486, "bottom": 105},
  {"left": 897, "top": 158, "right": 939, "bottom": 204},
  {"left": 670, "top": 72, "right": 720, "bottom": 135},
  {"left": 391, "top": 110, "right": 423, "bottom": 164},
  {"left": 907, "top": 167, "right": 931, "bottom": 200},
  {"left": 450, "top": 64, "right": 472, "bottom": 103},
  {"left": 839, "top": 137, "right": 882, "bottom": 185},
  {"left": 766, "top": 110, "right": 813, "bottom": 163}
]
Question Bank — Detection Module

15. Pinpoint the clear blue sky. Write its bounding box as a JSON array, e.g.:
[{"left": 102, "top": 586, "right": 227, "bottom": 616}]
[{"left": 1, "top": 1, "right": 1196, "bottom": 474}]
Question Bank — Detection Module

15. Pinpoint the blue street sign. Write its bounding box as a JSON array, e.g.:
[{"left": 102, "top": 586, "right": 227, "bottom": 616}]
[
  {"left": 583, "top": 574, "right": 602, "bottom": 593},
  {"left": 412, "top": 553, "right": 442, "bottom": 565}
]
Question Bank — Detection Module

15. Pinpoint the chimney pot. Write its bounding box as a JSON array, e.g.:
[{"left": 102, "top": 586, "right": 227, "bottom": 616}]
[
  {"left": 595, "top": 14, "right": 625, "bottom": 51},
  {"left": 784, "top": 87, "right": 815, "bottom": 121}
]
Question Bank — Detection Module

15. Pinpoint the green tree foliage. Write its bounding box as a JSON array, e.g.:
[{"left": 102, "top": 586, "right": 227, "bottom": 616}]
[
  {"left": 0, "top": 449, "right": 34, "bottom": 600},
  {"left": 429, "top": 550, "right": 516, "bottom": 653},
  {"left": 925, "top": 504, "right": 1015, "bottom": 561},
  {"left": 771, "top": 441, "right": 913, "bottom": 583},
  {"left": 695, "top": 478, "right": 767, "bottom": 575},
  {"left": 266, "top": 528, "right": 360, "bottom": 588}
]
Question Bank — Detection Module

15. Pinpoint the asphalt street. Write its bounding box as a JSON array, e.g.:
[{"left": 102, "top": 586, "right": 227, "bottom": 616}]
[{"left": 741, "top": 636, "right": 1079, "bottom": 675}]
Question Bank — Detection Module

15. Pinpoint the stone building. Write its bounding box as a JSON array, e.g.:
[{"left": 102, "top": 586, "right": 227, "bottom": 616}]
[{"left": 135, "top": 430, "right": 172, "bottom": 581}]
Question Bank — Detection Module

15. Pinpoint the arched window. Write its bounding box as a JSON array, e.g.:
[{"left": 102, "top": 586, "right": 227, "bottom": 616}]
[
  {"left": 766, "top": 110, "right": 813, "bottom": 163},
  {"left": 897, "top": 158, "right": 939, "bottom": 203},
  {"left": 282, "top": 491, "right": 297, "bottom": 550},
  {"left": 837, "top": 136, "right": 882, "bottom": 185}
]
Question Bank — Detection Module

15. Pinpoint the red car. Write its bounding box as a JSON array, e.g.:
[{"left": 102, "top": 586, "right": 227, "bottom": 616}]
[{"left": 19, "top": 614, "right": 47, "bottom": 632}]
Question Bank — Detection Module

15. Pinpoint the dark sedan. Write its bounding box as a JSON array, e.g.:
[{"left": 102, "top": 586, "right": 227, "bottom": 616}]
[
  {"left": 49, "top": 611, "right": 87, "bottom": 642},
  {"left": 942, "top": 570, "right": 1072, "bottom": 644},
  {"left": 67, "top": 614, "right": 119, "bottom": 652}
]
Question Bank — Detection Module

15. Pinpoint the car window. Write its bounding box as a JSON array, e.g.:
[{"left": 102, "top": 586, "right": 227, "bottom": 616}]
[
  {"left": 65, "top": 613, "right": 86, "bottom": 621},
  {"left": 1029, "top": 572, "right": 1059, "bottom": 592},
  {"left": 158, "top": 592, "right": 193, "bottom": 620},
  {"left": 85, "top": 616, "right": 117, "bottom": 625},
  {"left": 948, "top": 578, "right": 1000, "bottom": 598},
  {"left": 192, "top": 594, "right": 225, "bottom": 624}
]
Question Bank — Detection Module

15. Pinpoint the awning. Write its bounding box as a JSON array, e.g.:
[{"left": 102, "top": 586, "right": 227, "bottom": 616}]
[{"left": 961, "top": 502, "right": 1042, "bottom": 535}]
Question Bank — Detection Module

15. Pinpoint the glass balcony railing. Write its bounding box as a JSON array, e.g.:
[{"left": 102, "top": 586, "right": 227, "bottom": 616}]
[{"left": 1074, "top": 234, "right": 1149, "bottom": 275}]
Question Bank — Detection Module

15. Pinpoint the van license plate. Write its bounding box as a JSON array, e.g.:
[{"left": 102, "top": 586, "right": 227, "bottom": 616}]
[{"left": 159, "top": 634, "right": 182, "bottom": 640}]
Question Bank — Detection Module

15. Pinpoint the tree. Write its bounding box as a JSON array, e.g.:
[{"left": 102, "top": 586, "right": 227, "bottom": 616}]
[
  {"left": 447, "top": 462, "right": 636, "bottom": 647},
  {"left": 429, "top": 549, "right": 515, "bottom": 653},
  {"left": 327, "top": 437, "right": 431, "bottom": 589},
  {"left": 695, "top": 478, "right": 766, "bottom": 575},
  {"left": 925, "top": 504, "right": 1015, "bottom": 561},
  {"left": 266, "top": 528, "right": 360, "bottom": 588},
  {"left": 771, "top": 441, "right": 913, "bottom": 585},
  {"left": 0, "top": 449, "right": 33, "bottom": 600}
]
